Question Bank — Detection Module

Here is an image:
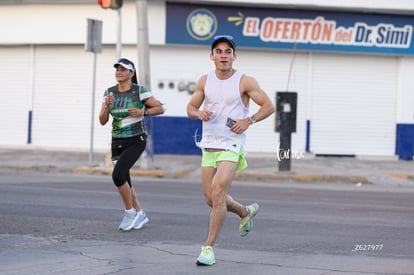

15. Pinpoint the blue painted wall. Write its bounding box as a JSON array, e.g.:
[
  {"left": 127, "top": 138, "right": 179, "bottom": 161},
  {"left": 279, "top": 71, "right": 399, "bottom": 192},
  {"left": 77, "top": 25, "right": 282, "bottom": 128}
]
[
  {"left": 306, "top": 120, "right": 311, "bottom": 153},
  {"left": 152, "top": 116, "right": 202, "bottom": 155},
  {"left": 396, "top": 124, "right": 414, "bottom": 160}
]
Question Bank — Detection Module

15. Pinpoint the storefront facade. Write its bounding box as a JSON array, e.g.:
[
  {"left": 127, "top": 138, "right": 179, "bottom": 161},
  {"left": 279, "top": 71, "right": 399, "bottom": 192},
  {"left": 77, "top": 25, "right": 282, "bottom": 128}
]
[{"left": 0, "top": 1, "right": 413, "bottom": 159}]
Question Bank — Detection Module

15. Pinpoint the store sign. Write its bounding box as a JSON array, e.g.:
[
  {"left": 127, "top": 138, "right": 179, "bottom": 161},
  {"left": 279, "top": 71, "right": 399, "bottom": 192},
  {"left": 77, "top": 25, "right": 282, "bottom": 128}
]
[{"left": 166, "top": 3, "right": 414, "bottom": 55}]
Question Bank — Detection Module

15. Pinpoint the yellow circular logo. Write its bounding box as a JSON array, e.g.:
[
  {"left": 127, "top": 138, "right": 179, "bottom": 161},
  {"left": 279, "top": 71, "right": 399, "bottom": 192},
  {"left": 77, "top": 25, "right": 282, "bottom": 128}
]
[{"left": 186, "top": 9, "right": 217, "bottom": 41}]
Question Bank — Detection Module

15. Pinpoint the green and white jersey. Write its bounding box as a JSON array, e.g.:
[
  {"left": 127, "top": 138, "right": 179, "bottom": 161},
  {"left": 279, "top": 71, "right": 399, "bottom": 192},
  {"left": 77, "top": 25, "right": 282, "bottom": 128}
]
[{"left": 103, "top": 84, "right": 152, "bottom": 138}]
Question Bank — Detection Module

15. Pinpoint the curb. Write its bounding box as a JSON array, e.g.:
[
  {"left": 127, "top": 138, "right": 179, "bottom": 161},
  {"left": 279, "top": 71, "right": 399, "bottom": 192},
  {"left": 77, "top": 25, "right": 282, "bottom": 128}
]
[
  {"left": 72, "top": 167, "right": 370, "bottom": 183},
  {"left": 235, "top": 172, "right": 370, "bottom": 183},
  {"left": 71, "top": 167, "right": 194, "bottom": 178},
  {"left": 388, "top": 173, "right": 414, "bottom": 181},
  {"left": 3, "top": 165, "right": 413, "bottom": 184},
  {"left": 72, "top": 167, "right": 165, "bottom": 177}
]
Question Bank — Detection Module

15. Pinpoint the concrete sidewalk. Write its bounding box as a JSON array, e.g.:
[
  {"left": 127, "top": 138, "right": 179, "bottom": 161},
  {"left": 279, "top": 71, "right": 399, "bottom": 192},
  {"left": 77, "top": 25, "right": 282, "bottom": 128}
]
[
  {"left": 0, "top": 146, "right": 413, "bottom": 186},
  {"left": 2, "top": 235, "right": 413, "bottom": 275}
]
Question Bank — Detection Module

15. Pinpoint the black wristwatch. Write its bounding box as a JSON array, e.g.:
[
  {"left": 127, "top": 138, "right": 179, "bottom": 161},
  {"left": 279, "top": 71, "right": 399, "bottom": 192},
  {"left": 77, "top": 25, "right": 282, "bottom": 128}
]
[{"left": 144, "top": 110, "right": 149, "bottom": 116}]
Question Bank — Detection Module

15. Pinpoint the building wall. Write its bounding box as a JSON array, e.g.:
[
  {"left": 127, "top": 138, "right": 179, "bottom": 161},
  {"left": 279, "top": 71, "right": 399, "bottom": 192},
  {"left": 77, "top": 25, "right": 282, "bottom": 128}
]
[{"left": 0, "top": 1, "right": 413, "bottom": 159}]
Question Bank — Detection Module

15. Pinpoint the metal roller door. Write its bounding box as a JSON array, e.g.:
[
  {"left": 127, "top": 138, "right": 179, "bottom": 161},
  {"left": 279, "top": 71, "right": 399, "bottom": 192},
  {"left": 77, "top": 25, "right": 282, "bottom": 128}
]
[
  {"left": 0, "top": 46, "right": 33, "bottom": 146},
  {"left": 310, "top": 53, "right": 397, "bottom": 156}
]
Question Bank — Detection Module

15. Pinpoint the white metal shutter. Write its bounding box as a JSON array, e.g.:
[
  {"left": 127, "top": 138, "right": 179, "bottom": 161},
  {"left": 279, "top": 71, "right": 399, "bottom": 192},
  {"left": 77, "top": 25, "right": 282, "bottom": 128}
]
[
  {"left": 30, "top": 45, "right": 137, "bottom": 151},
  {"left": 310, "top": 53, "right": 397, "bottom": 156},
  {"left": 31, "top": 46, "right": 96, "bottom": 149},
  {"left": 0, "top": 46, "right": 33, "bottom": 146}
]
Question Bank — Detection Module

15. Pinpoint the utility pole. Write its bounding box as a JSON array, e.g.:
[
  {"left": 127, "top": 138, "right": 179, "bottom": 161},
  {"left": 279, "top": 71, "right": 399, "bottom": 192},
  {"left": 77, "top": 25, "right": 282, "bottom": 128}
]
[
  {"left": 136, "top": 0, "right": 150, "bottom": 88},
  {"left": 136, "top": 0, "right": 154, "bottom": 161},
  {"left": 85, "top": 19, "right": 103, "bottom": 165},
  {"left": 116, "top": 8, "right": 122, "bottom": 59}
]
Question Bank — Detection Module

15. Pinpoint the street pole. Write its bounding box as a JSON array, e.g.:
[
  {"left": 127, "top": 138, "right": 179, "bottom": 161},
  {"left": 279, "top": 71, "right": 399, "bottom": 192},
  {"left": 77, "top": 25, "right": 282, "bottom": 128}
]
[
  {"left": 136, "top": 0, "right": 154, "bottom": 162},
  {"left": 116, "top": 8, "right": 122, "bottom": 59},
  {"left": 136, "top": 0, "right": 150, "bottom": 88},
  {"left": 89, "top": 51, "right": 97, "bottom": 165},
  {"left": 86, "top": 19, "right": 102, "bottom": 166}
]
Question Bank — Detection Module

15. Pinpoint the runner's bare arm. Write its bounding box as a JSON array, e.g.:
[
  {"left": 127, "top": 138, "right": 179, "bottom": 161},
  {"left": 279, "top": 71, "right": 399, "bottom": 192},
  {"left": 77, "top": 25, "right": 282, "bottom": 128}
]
[
  {"left": 241, "top": 75, "right": 275, "bottom": 123},
  {"left": 187, "top": 75, "right": 213, "bottom": 121}
]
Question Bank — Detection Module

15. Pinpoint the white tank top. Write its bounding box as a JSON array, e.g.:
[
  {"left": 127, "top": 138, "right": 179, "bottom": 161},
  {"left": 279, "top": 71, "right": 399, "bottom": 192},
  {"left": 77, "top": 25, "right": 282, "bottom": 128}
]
[{"left": 198, "top": 70, "right": 249, "bottom": 153}]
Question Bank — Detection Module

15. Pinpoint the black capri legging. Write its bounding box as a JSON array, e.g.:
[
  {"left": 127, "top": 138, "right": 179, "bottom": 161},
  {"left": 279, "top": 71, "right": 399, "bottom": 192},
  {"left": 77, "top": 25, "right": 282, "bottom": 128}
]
[{"left": 111, "top": 134, "right": 147, "bottom": 187}]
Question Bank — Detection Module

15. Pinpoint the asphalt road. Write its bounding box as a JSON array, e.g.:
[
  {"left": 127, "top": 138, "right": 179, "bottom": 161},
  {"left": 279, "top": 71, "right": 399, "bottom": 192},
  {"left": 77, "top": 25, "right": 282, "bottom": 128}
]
[{"left": 0, "top": 170, "right": 413, "bottom": 274}]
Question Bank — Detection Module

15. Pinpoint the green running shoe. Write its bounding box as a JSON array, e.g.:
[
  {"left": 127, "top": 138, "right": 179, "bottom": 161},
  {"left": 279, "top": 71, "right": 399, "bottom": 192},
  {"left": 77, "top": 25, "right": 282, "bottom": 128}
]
[
  {"left": 119, "top": 210, "right": 138, "bottom": 231},
  {"left": 196, "top": 246, "right": 215, "bottom": 266},
  {"left": 239, "top": 203, "right": 259, "bottom": 237}
]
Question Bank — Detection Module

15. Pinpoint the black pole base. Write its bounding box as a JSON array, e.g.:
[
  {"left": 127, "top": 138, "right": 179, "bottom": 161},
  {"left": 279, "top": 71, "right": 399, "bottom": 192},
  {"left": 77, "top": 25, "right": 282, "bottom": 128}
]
[{"left": 278, "top": 132, "right": 292, "bottom": 172}]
